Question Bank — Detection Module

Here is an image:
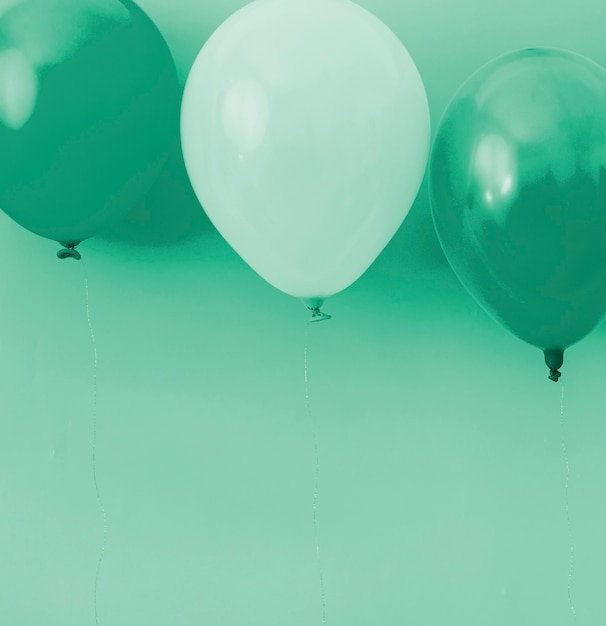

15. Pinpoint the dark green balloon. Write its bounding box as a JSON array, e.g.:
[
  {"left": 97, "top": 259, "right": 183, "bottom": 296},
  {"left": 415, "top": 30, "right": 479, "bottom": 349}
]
[
  {"left": 429, "top": 48, "right": 606, "bottom": 380},
  {"left": 0, "top": 0, "right": 180, "bottom": 247}
]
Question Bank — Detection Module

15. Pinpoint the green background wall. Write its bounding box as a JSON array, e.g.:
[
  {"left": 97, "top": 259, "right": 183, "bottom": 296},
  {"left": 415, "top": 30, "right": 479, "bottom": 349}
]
[{"left": 0, "top": 0, "right": 605, "bottom": 624}]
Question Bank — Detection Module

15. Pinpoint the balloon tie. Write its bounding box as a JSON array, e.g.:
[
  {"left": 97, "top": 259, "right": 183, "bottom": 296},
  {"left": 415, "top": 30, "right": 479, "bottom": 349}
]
[
  {"left": 57, "top": 243, "right": 81, "bottom": 261},
  {"left": 560, "top": 385, "right": 576, "bottom": 618},
  {"left": 304, "top": 323, "right": 327, "bottom": 625},
  {"left": 544, "top": 348, "right": 564, "bottom": 383},
  {"left": 80, "top": 258, "right": 107, "bottom": 626},
  {"left": 307, "top": 306, "right": 331, "bottom": 323}
]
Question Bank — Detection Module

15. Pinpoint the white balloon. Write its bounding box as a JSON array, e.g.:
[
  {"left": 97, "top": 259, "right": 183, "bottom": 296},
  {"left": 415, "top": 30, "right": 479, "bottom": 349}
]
[{"left": 181, "top": 0, "right": 430, "bottom": 301}]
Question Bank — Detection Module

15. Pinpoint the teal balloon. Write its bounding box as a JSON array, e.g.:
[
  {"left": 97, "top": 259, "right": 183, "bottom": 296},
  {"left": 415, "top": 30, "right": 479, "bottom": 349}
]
[
  {"left": 0, "top": 0, "right": 180, "bottom": 247},
  {"left": 429, "top": 48, "right": 606, "bottom": 380}
]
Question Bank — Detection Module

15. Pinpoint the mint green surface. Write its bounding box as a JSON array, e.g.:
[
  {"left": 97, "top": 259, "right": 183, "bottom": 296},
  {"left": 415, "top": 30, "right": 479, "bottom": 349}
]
[
  {"left": 430, "top": 48, "right": 606, "bottom": 378},
  {"left": 0, "top": 0, "right": 180, "bottom": 246},
  {"left": 0, "top": 1, "right": 606, "bottom": 625}
]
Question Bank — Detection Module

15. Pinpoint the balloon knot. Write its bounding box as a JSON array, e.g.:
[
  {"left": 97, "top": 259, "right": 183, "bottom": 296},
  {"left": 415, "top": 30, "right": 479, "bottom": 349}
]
[
  {"left": 57, "top": 244, "right": 81, "bottom": 260},
  {"left": 307, "top": 306, "right": 331, "bottom": 323},
  {"left": 548, "top": 367, "right": 561, "bottom": 382}
]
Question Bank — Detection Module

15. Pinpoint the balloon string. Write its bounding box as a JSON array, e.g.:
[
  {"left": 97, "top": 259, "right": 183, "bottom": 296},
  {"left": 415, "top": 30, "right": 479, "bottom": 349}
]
[
  {"left": 304, "top": 322, "right": 327, "bottom": 625},
  {"left": 560, "top": 384, "right": 576, "bottom": 619},
  {"left": 80, "top": 259, "right": 107, "bottom": 626}
]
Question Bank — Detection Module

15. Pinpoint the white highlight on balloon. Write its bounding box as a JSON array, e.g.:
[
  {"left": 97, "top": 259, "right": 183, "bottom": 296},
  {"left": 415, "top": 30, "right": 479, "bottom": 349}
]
[
  {"left": 0, "top": 48, "right": 37, "bottom": 129},
  {"left": 474, "top": 134, "right": 517, "bottom": 218}
]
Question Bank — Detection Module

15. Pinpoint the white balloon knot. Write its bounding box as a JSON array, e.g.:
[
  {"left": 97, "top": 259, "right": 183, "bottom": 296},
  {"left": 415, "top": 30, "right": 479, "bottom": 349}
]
[{"left": 307, "top": 307, "right": 331, "bottom": 323}]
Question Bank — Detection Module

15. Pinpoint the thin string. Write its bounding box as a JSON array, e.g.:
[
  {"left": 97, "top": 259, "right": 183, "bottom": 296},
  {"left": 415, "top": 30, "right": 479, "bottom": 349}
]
[
  {"left": 560, "top": 384, "right": 576, "bottom": 619},
  {"left": 304, "top": 322, "right": 327, "bottom": 625},
  {"left": 80, "top": 258, "right": 107, "bottom": 626}
]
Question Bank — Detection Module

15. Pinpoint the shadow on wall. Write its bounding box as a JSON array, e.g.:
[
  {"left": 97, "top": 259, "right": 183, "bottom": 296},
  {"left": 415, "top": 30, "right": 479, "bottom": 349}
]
[
  {"left": 100, "top": 144, "right": 449, "bottom": 281},
  {"left": 99, "top": 137, "right": 216, "bottom": 247},
  {"left": 102, "top": 166, "right": 450, "bottom": 284}
]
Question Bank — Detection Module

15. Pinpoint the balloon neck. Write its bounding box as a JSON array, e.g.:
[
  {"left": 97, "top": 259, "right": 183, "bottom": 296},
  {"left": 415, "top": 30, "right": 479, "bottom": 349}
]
[
  {"left": 302, "top": 298, "right": 331, "bottom": 323},
  {"left": 57, "top": 242, "right": 81, "bottom": 260},
  {"left": 544, "top": 347, "right": 564, "bottom": 382}
]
